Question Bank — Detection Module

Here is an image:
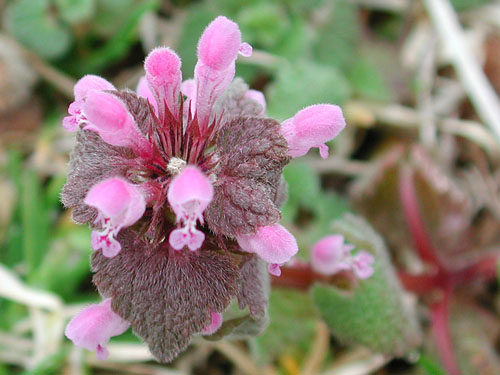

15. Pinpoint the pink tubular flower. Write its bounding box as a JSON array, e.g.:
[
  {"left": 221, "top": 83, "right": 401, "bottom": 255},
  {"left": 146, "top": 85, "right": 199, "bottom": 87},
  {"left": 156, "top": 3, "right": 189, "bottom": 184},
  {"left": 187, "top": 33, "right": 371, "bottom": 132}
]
[
  {"left": 245, "top": 89, "right": 266, "bottom": 115},
  {"left": 136, "top": 76, "right": 158, "bottom": 114},
  {"left": 62, "top": 75, "right": 115, "bottom": 132},
  {"left": 194, "top": 16, "right": 252, "bottom": 129},
  {"left": 83, "top": 91, "right": 153, "bottom": 157},
  {"left": 202, "top": 312, "right": 223, "bottom": 335},
  {"left": 85, "top": 178, "right": 146, "bottom": 258},
  {"left": 65, "top": 299, "right": 130, "bottom": 360},
  {"left": 281, "top": 104, "right": 346, "bottom": 159},
  {"left": 237, "top": 224, "right": 298, "bottom": 275},
  {"left": 144, "top": 47, "right": 182, "bottom": 119},
  {"left": 167, "top": 166, "right": 213, "bottom": 251},
  {"left": 311, "top": 235, "right": 374, "bottom": 280}
]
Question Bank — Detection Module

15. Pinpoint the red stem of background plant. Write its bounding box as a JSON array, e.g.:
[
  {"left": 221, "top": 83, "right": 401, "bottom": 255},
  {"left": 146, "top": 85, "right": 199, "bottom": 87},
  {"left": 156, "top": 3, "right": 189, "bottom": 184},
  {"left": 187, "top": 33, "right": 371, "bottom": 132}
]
[
  {"left": 399, "top": 167, "right": 446, "bottom": 272},
  {"left": 399, "top": 167, "right": 460, "bottom": 375},
  {"left": 430, "top": 288, "right": 460, "bottom": 375}
]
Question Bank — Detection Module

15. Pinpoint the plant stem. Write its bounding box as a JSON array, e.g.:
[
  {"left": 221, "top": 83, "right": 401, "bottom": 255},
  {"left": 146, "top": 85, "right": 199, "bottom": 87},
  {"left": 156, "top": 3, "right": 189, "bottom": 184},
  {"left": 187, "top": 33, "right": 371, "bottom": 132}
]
[
  {"left": 399, "top": 167, "right": 445, "bottom": 271},
  {"left": 430, "top": 288, "right": 460, "bottom": 375}
]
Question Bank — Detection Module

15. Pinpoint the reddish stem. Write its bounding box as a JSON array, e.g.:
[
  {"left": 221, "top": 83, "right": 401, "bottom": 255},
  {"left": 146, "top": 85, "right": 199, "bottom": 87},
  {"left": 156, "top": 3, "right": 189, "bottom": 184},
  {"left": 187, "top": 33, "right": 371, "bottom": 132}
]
[
  {"left": 430, "top": 288, "right": 460, "bottom": 375},
  {"left": 272, "top": 264, "right": 315, "bottom": 290},
  {"left": 399, "top": 167, "right": 446, "bottom": 272},
  {"left": 398, "top": 271, "right": 444, "bottom": 294},
  {"left": 452, "top": 253, "right": 500, "bottom": 285}
]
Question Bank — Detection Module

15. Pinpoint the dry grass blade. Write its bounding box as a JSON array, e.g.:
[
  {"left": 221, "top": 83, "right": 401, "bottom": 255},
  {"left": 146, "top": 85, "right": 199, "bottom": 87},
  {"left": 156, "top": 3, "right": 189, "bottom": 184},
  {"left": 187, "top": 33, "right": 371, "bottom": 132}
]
[
  {"left": 322, "top": 348, "right": 389, "bottom": 375},
  {"left": 422, "top": 0, "right": 500, "bottom": 145},
  {"left": 301, "top": 321, "right": 330, "bottom": 375},
  {"left": 212, "top": 341, "right": 263, "bottom": 375}
]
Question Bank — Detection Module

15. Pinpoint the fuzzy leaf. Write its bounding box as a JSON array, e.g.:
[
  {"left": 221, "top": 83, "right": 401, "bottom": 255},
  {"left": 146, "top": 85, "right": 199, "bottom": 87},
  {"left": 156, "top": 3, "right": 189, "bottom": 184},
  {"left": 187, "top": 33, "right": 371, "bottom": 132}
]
[
  {"left": 312, "top": 214, "right": 421, "bottom": 356},
  {"left": 92, "top": 231, "right": 239, "bottom": 362},
  {"left": 253, "top": 289, "right": 317, "bottom": 364},
  {"left": 206, "top": 116, "right": 290, "bottom": 237}
]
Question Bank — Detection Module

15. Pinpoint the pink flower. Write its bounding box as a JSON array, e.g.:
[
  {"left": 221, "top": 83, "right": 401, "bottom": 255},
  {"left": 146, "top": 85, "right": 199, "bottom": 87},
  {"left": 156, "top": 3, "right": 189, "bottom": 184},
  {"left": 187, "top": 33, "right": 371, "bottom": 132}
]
[
  {"left": 194, "top": 16, "right": 252, "bottom": 129},
  {"left": 281, "top": 104, "right": 346, "bottom": 159},
  {"left": 83, "top": 91, "right": 153, "bottom": 158},
  {"left": 202, "top": 312, "right": 223, "bottom": 335},
  {"left": 237, "top": 224, "right": 298, "bottom": 275},
  {"left": 62, "top": 75, "right": 115, "bottom": 132},
  {"left": 136, "top": 76, "right": 158, "bottom": 114},
  {"left": 245, "top": 89, "right": 266, "bottom": 115},
  {"left": 267, "top": 263, "right": 283, "bottom": 277},
  {"left": 65, "top": 299, "right": 130, "bottom": 360},
  {"left": 144, "top": 47, "right": 182, "bottom": 119},
  {"left": 352, "top": 251, "right": 375, "bottom": 279},
  {"left": 85, "top": 178, "right": 146, "bottom": 258},
  {"left": 167, "top": 166, "right": 214, "bottom": 251},
  {"left": 311, "top": 235, "right": 374, "bottom": 280}
]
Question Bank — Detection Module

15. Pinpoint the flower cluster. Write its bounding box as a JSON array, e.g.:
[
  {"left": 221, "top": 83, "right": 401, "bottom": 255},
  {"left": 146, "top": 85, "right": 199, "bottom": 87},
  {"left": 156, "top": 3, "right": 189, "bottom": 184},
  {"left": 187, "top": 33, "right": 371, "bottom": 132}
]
[{"left": 62, "top": 16, "right": 346, "bottom": 362}]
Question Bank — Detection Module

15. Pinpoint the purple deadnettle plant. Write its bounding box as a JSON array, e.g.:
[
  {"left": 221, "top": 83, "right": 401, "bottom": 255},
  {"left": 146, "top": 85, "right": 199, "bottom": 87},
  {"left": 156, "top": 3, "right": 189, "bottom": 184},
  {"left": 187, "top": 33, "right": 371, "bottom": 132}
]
[{"left": 62, "top": 16, "right": 346, "bottom": 362}]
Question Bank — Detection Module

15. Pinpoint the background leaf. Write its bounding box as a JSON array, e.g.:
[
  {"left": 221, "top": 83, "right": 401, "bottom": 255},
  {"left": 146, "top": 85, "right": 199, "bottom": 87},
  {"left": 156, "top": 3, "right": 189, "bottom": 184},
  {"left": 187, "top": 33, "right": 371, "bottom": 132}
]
[
  {"left": 312, "top": 214, "right": 422, "bottom": 357},
  {"left": 5, "top": 0, "right": 72, "bottom": 59}
]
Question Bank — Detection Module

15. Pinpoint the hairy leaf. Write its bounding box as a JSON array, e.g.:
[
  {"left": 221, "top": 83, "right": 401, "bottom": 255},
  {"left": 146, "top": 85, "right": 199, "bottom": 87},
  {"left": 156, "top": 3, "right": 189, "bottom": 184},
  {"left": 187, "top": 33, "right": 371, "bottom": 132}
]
[
  {"left": 312, "top": 214, "right": 421, "bottom": 357},
  {"left": 92, "top": 231, "right": 239, "bottom": 362},
  {"left": 206, "top": 116, "right": 289, "bottom": 236}
]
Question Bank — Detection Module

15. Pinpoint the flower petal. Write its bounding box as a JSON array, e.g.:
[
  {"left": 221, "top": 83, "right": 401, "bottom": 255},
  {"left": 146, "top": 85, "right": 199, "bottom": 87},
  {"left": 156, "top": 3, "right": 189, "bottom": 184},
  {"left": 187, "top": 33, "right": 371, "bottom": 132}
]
[
  {"left": 197, "top": 16, "right": 242, "bottom": 70},
  {"left": 244, "top": 89, "right": 266, "bottom": 114},
  {"left": 83, "top": 91, "right": 152, "bottom": 156},
  {"left": 202, "top": 312, "right": 223, "bottom": 335},
  {"left": 194, "top": 16, "right": 250, "bottom": 129},
  {"left": 281, "top": 104, "right": 346, "bottom": 159},
  {"left": 310, "top": 235, "right": 350, "bottom": 276},
  {"left": 65, "top": 299, "right": 129, "bottom": 359},
  {"left": 167, "top": 166, "right": 213, "bottom": 220},
  {"left": 85, "top": 177, "right": 146, "bottom": 227},
  {"left": 74, "top": 75, "right": 115, "bottom": 101},
  {"left": 352, "top": 251, "right": 375, "bottom": 280},
  {"left": 144, "top": 47, "right": 182, "bottom": 118},
  {"left": 136, "top": 76, "right": 158, "bottom": 114},
  {"left": 237, "top": 224, "right": 298, "bottom": 265}
]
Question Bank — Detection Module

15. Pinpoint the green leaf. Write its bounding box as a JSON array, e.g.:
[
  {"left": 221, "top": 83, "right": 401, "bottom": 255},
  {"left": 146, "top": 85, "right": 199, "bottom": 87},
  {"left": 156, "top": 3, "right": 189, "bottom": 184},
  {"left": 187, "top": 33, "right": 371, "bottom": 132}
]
[
  {"left": 20, "top": 169, "right": 51, "bottom": 275},
  {"left": 312, "top": 214, "right": 421, "bottom": 357},
  {"left": 451, "top": 0, "right": 491, "bottom": 11},
  {"left": 93, "top": 0, "right": 136, "bottom": 36},
  {"left": 267, "top": 61, "right": 351, "bottom": 120},
  {"left": 253, "top": 289, "right": 317, "bottom": 364},
  {"left": 5, "top": 0, "right": 72, "bottom": 59},
  {"left": 73, "top": 0, "right": 159, "bottom": 74},
  {"left": 54, "top": 0, "right": 95, "bottom": 24},
  {"left": 417, "top": 354, "right": 445, "bottom": 375},
  {"left": 22, "top": 348, "right": 67, "bottom": 375},
  {"left": 29, "top": 227, "right": 92, "bottom": 298},
  {"left": 348, "top": 57, "right": 392, "bottom": 102},
  {"left": 283, "top": 161, "right": 321, "bottom": 213},
  {"left": 312, "top": 0, "right": 360, "bottom": 71},
  {"left": 236, "top": 2, "right": 289, "bottom": 49}
]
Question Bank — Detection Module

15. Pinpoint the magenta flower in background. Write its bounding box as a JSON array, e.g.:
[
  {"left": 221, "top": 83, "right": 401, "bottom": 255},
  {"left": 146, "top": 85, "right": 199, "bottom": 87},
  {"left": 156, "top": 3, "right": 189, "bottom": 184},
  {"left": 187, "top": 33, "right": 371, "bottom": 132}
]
[
  {"left": 311, "top": 235, "right": 375, "bottom": 279},
  {"left": 61, "top": 15, "right": 346, "bottom": 362}
]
